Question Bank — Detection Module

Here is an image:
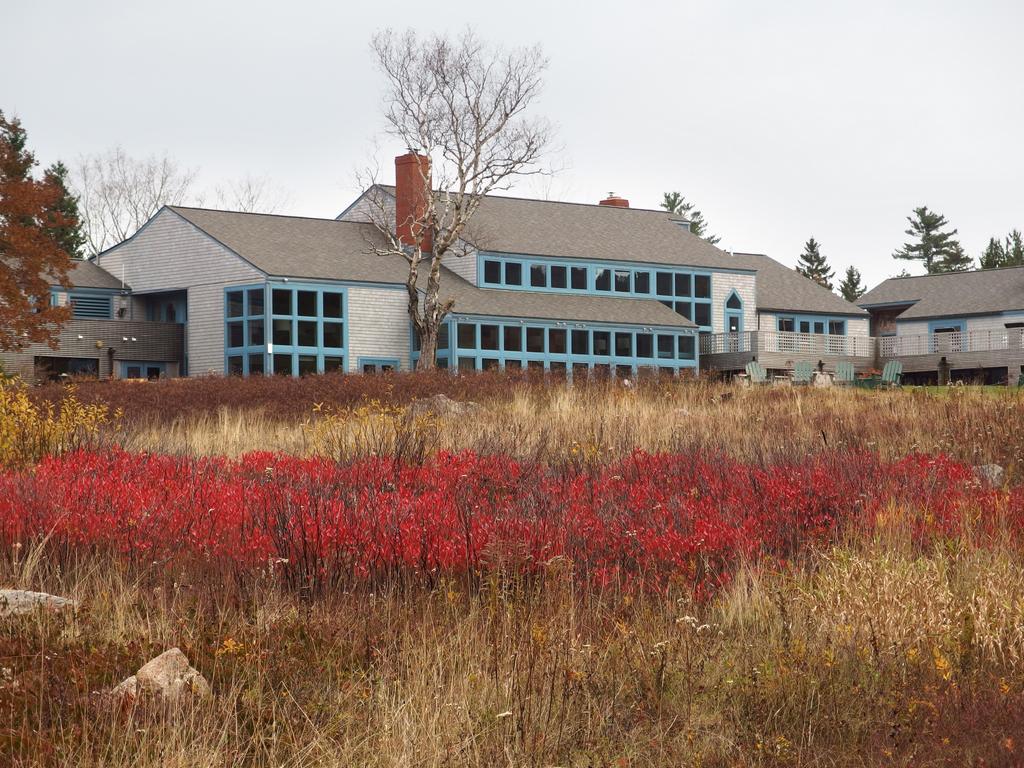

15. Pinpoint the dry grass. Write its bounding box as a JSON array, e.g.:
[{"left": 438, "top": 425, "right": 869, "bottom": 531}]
[
  {"left": 2, "top": 542, "right": 1022, "bottom": 767},
  {"left": 114, "top": 383, "right": 1024, "bottom": 467},
  {"left": 7, "top": 377, "right": 1024, "bottom": 765}
]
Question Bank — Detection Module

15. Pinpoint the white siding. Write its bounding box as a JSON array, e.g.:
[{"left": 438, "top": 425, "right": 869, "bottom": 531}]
[
  {"left": 967, "top": 312, "right": 1024, "bottom": 333},
  {"left": 896, "top": 319, "right": 930, "bottom": 336},
  {"left": 711, "top": 272, "right": 756, "bottom": 333},
  {"left": 346, "top": 286, "right": 412, "bottom": 371},
  {"left": 847, "top": 318, "right": 870, "bottom": 337},
  {"left": 442, "top": 249, "right": 477, "bottom": 285},
  {"left": 96, "top": 209, "right": 263, "bottom": 375}
]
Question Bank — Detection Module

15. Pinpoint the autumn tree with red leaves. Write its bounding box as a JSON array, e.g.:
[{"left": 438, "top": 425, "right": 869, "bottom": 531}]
[{"left": 0, "top": 112, "right": 80, "bottom": 351}]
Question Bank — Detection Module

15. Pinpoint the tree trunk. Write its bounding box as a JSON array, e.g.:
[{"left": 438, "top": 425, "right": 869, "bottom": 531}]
[{"left": 416, "top": 327, "right": 438, "bottom": 370}]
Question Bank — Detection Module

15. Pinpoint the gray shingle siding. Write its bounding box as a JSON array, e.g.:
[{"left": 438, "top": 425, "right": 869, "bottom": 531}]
[
  {"left": 96, "top": 208, "right": 264, "bottom": 375},
  {"left": 347, "top": 286, "right": 412, "bottom": 371}
]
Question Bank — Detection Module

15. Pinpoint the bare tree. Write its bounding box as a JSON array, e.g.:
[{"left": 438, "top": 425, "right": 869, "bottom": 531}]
[
  {"left": 214, "top": 174, "right": 291, "bottom": 213},
  {"left": 73, "top": 147, "right": 199, "bottom": 255},
  {"left": 362, "top": 28, "right": 553, "bottom": 369}
]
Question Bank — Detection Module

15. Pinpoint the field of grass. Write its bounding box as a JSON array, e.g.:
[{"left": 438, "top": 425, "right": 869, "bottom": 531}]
[{"left": 3, "top": 374, "right": 1024, "bottom": 766}]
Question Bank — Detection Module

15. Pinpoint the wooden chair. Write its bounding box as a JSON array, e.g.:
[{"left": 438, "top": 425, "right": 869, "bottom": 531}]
[
  {"left": 792, "top": 361, "right": 814, "bottom": 385},
  {"left": 835, "top": 361, "right": 856, "bottom": 386},
  {"left": 745, "top": 361, "right": 768, "bottom": 385},
  {"left": 881, "top": 360, "right": 903, "bottom": 388}
]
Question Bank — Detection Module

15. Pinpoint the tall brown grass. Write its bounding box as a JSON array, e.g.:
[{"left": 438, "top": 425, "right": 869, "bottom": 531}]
[
  {"left": 110, "top": 380, "right": 1024, "bottom": 468},
  {"left": 2, "top": 541, "right": 1021, "bottom": 766}
]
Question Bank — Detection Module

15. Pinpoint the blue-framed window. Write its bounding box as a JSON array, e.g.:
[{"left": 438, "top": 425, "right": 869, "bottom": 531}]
[
  {"left": 477, "top": 254, "right": 715, "bottom": 331},
  {"left": 358, "top": 357, "right": 401, "bottom": 373},
  {"left": 776, "top": 314, "right": 849, "bottom": 335},
  {"left": 446, "top": 316, "right": 698, "bottom": 374},
  {"left": 724, "top": 289, "right": 744, "bottom": 334},
  {"left": 225, "top": 283, "right": 348, "bottom": 376},
  {"left": 120, "top": 361, "right": 166, "bottom": 380}
]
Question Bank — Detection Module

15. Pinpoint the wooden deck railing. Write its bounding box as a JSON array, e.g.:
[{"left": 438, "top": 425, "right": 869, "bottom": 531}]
[
  {"left": 701, "top": 331, "right": 874, "bottom": 357},
  {"left": 878, "top": 329, "right": 1024, "bottom": 357}
]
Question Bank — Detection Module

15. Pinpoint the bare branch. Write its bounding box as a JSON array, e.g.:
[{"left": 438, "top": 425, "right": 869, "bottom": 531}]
[
  {"left": 362, "top": 28, "right": 554, "bottom": 369},
  {"left": 72, "top": 148, "right": 200, "bottom": 255}
]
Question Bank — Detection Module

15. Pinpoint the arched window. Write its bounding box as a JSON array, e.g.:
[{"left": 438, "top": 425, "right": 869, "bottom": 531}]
[{"left": 726, "top": 291, "right": 742, "bottom": 310}]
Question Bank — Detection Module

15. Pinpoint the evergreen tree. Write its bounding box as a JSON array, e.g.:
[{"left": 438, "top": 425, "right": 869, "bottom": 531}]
[
  {"left": 978, "top": 230, "right": 1024, "bottom": 269},
  {"left": 1006, "top": 229, "right": 1024, "bottom": 266},
  {"left": 660, "top": 191, "right": 721, "bottom": 245},
  {"left": 980, "top": 237, "right": 1007, "bottom": 269},
  {"left": 42, "top": 161, "right": 86, "bottom": 259},
  {"left": 838, "top": 265, "right": 866, "bottom": 302},
  {"left": 892, "top": 206, "right": 962, "bottom": 274},
  {"left": 935, "top": 242, "right": 973, "bottom": 272},
  {"left": 795, "top": 237, "right": 834, "bottom": 289}
]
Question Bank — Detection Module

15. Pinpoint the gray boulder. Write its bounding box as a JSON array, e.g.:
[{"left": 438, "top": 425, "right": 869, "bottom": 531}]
[{"left": 0, "top": 589, "right": 77, "bottom": 617}]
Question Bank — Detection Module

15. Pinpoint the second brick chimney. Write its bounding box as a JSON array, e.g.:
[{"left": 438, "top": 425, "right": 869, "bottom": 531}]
[
  {"left": 598, "top": 193, "right": 629, "bottom": 208},
  {"left": 394, "top": 151, "right": 433, "bottom": 252}
]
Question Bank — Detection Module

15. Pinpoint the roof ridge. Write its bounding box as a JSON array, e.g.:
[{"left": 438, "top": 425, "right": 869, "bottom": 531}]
[
  {"left": 882, "top": 264, "right": 1024, "bottom": 281},
  {"left": 170, "top": 205, "right": 365, "bottom": 226},
  {"left": 373, "top": 184, "right": 683, "bottom": 217}
]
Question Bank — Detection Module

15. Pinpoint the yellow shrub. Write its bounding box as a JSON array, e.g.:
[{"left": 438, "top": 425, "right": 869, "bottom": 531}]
[{"left": 0, "top": 380, "right": 116, "bottom": 468}]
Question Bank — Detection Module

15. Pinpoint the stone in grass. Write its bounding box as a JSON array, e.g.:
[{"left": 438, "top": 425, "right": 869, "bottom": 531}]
[
  {"left": 111, "top": 648, "right": 211, "bottom": 704},
  {"left": 973, "top": 463, "right": 1006, "bottom": 488},
  {"left": 408, "top": 393, "right": 481, "bottom": 419},
  {"left": 0, "top": 589, "right": 77, "bottom": 617}
]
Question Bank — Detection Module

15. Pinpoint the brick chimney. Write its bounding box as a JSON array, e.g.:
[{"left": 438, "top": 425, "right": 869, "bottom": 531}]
[
  {"left": 395, "top": 151, "right": 432, "bottom": 252},
  {"left": 598, "top": 193, "right": 629, "bottom": 208}
]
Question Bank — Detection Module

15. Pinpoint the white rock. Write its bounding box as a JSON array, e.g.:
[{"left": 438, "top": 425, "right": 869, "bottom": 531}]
[
  {"left": 408, "top": 394, "right": 480, "bottom": 418},
  {"left": 973, "top": 464, "right": 1006, "bottom": 488},
  {"left": 0, "top": 589, "right": 77, "bottom": 617},
  {"left": 112, "top": 648, "right": 210, "bottom": 704}
]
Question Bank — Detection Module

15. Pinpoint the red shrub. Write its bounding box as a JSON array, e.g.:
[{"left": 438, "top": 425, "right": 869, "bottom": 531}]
[{"left": 0, "top": 450, "right": 1016, "bottom": 596}]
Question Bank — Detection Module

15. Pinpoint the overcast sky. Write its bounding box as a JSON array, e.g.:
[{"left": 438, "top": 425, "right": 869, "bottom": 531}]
[{"left": 6, "top": 0, "right": 1023, "bottom": 287}]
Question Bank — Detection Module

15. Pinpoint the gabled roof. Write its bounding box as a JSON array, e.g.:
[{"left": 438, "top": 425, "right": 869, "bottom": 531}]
[
  {"left": 167, "top": 206, "right": 694, "bottom": 329},
  {"left": 858, "top": 266, "right": 1024, "bottom": 319},
  {"left": 358, "top": 185, "right": 754, "bottom": 272},
  {"left": 64, "top": 259, "right": 125, "bottom": 291},
  {"left": 731, "top": 252, "right": 867, "bottom": 317}
]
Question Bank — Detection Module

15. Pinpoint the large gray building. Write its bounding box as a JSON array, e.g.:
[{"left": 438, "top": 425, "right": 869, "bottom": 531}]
[{"left": 7, "top": 153, "right": 875, "bottom": 382}]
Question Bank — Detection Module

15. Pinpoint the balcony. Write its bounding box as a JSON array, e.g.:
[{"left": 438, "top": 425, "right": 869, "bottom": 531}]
[
  {"left": 701, "top": 331, "right": 876, "bottom": 373},
  {"left": 879, "top": 329, "right": 1024, "bottom": 357},
  {"left": 702, "top": 328, "right": 1024, "bottom": 376},
  {"left": 877, "top": 329, "right": 1024, "bottom": 374}
]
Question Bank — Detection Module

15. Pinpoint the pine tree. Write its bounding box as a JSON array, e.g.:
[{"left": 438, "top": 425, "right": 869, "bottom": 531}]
[
  {"left": 935, "top": 242, "right": 973, "bottom": 272},
  {"left": 838, "top": 265, "right": 866, "bottom": 302},
  {"left": 980, "top": 237, "right": 1007, "bottom": 269},
  {"left": 1006, "top": 230, "right": 1024, "bottom": 267},
  {"left": 795, "top": 237, "right": 834, "bottom": 289},
  {"left": 892, "top": 206, "right": 962, "bottom": 274},
  {"left": 978, "top": 230, "right": 1024, "bottom": 269},
  {"left": 42, "top": 161, "right": 86, "bottom": 259},
  {"left": 660, "top": 191, "right": 721, "bottom": 245}
]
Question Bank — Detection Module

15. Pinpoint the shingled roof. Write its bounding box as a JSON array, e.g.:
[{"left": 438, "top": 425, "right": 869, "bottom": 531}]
[
  {"left": 354, "top": 186, "right": 755, "bottom": 272},
  {"left": 167, "top": 206, "right": 694, "bottom": 329},
  {"left": 858, "top": 267, "right": 1024, "bottom": 319},
  {"left": 64, "top": 259, "right": 125, "bottom": 290},
  {"left": 731, "top": 252, "right": 867, "bottom": 317}
]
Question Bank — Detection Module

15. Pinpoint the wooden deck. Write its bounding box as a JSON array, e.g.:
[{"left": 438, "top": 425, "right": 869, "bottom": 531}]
[
  {"left": 701, "top": 331, "right": 877, "bottom": 374},
  {"left": 702, "top": 329, "right": 1024, "bottom": 381}
]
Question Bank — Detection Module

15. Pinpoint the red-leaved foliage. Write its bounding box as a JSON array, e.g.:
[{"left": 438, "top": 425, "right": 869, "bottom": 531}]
[{"left": 0, "top": 450, "right": 1016, "bottom": 596}]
